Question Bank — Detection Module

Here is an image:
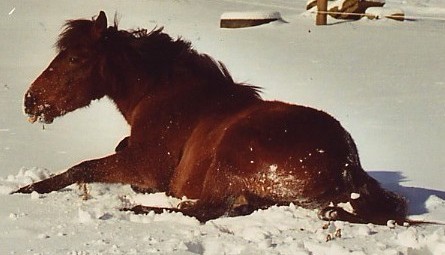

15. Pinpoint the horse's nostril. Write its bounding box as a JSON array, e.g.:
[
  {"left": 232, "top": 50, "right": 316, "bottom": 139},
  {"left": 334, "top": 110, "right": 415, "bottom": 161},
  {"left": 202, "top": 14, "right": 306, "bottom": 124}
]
[{"left": 24, "top": 92, "right": 37, "bottom": 110}]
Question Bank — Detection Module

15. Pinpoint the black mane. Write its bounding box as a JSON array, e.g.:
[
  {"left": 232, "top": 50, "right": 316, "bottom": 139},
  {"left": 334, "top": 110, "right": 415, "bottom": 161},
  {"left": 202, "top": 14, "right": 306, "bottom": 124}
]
[{"left": 56, "top": 16, "right": 261, "bottom": 99}]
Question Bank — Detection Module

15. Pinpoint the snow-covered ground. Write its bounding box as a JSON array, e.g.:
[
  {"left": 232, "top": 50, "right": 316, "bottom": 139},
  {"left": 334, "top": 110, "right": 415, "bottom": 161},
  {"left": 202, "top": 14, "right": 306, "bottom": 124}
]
[{"left": 1, "top": 0, "right": 444, "bottom": 254}]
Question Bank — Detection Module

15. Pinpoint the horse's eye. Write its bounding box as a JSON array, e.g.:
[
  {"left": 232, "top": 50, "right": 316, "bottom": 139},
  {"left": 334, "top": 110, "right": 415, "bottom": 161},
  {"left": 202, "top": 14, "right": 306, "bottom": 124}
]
[{"left": 69, "top": 56, "right": 79, "bottom": 64}]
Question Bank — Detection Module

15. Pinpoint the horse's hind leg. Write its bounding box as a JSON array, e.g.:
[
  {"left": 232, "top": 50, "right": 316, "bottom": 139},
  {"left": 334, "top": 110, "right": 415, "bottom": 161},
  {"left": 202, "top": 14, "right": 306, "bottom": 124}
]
[{"left": 124, "top": 198, "right": 231, "bottom": 222}]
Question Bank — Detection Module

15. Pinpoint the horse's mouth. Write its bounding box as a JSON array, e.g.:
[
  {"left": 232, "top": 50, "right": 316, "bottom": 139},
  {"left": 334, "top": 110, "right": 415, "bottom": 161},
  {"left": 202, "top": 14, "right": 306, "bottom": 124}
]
[
  {"left": 27, "top": 113, "right": 54, "bottom": 124},
  {"left": 27, "top": 115, "right": 38, "bottom": 123},
  {"left": 25, "top": 104, "right": 55, "bottom": 124}
]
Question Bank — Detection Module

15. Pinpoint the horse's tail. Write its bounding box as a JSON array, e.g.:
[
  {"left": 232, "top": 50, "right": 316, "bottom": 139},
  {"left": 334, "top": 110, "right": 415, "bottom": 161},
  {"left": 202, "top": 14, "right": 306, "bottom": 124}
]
[
  {"left": 349, "top": 170, "right": 408, "bottom": 225},
  {"left": 327, "top": 132, "right": 408, "bottom": 225}
]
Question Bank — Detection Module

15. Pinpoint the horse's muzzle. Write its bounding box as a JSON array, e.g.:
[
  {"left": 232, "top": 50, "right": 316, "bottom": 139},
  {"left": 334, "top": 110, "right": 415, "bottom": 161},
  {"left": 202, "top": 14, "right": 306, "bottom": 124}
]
[
  {"left": 24, "top": 92, "right": 36, "bottom": 110},
  {"left": 24, "top": 92, "right": 38, "bottom": 122},
  {"left": 24, "top": 92, "right": 54, "bottom": 124}
]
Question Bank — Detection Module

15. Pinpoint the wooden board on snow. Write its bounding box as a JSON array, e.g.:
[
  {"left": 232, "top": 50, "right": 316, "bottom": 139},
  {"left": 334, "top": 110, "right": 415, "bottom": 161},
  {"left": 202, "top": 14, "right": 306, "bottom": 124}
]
[{"left": 220, "top": 11, "right": 282, "bottom": 28}]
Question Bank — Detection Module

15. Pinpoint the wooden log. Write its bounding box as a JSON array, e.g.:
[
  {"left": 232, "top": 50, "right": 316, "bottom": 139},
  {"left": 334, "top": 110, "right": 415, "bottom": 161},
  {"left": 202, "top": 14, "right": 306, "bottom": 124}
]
[
  {"left": 220, "top": 11, "right": 282, "bottom": 29},
  {"left": 316, "top": 0, "right": 328, "bottom": 25}
]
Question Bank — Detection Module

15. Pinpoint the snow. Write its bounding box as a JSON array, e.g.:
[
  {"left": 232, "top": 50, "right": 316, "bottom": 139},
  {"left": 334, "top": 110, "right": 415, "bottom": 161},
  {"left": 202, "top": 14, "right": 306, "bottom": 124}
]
[
  {"left": 365, "top": 7, "right": 405, "bottom": 20},
  {"left": 351, "top": 192, "right": 361, "bottom": 200},
  {"left": 1, "top": 0, "right": 445, "bottom": 254}
]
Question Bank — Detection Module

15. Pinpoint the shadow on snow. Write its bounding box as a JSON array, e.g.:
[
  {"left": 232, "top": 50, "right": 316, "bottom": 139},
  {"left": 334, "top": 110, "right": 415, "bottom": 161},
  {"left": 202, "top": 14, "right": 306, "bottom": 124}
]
[{"left": 369, "top": 171, "right": 445, "bottom": 215}]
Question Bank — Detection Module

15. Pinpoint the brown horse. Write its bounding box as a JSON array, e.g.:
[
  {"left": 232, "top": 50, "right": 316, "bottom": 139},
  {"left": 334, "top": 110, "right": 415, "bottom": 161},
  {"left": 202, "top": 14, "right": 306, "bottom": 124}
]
[{"left": 15, "top": 11, "right": 407, "bottom": 224}]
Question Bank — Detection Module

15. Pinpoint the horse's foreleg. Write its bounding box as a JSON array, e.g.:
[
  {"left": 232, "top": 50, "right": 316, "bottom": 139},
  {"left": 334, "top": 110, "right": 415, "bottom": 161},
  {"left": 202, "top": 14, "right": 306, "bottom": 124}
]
[
  {"left": 12, "top": 168, "right": 83, "bottom": 194},
  {"left": 115, "top": 136, "right": 130, "bottom": 152},
  {"left": 12, "top": 149, "right": 155, "bottom": 194}
]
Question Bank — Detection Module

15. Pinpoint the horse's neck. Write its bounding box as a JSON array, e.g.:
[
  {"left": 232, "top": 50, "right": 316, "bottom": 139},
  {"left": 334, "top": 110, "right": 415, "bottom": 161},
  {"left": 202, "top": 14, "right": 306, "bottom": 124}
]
[
  {"left": 106, "top": 68, "right": 258, "bottom": 127},
  {"left": 106, "top": 77, "right": 198, "bottom": 125},
  {"left": 107, "top": 80, "right": 150, "bottom": 125},
  {"left": 113, "top": 98, "right": 137, "bottom": 124}
]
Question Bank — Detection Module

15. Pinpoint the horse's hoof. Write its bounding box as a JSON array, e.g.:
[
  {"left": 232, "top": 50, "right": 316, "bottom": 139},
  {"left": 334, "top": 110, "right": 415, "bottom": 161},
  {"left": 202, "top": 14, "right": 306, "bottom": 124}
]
[
  {"left": 121, "top": 205, "right": 154, "bottom": 214},
  {"left": 177, "top": 200, "right": 197, "bottom": 210},
  {"left": 11, "top": 184, "right": 36, "bottom": 194},
  {"left": 318, "top": 207, "right": 340, "bottom": 221}
]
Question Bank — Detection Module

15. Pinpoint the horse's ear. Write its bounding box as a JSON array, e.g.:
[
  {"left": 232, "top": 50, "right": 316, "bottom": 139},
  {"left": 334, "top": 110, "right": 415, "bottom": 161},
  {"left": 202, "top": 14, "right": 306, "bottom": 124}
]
[{"left": 92, "top": 11, "right": 107, "bottom": 40}]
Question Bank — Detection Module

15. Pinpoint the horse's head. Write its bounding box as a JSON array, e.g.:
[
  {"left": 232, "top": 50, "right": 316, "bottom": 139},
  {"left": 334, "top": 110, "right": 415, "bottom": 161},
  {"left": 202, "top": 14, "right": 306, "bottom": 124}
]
[{"left": 24, "top": 11, "right": 109, "bottom": 124}]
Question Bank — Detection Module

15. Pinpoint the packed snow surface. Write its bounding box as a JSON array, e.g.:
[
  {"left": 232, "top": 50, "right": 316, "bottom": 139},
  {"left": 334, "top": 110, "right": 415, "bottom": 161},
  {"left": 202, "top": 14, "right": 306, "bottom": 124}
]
[{"left": 1, "top": 0, "right": 445, "bottom": 254}]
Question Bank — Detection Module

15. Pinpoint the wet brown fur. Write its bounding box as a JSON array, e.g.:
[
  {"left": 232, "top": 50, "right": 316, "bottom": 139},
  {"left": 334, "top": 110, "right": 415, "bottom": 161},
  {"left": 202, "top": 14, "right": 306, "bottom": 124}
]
[{"left": 16, "top": 12, "right": 407, "bottom": 224}]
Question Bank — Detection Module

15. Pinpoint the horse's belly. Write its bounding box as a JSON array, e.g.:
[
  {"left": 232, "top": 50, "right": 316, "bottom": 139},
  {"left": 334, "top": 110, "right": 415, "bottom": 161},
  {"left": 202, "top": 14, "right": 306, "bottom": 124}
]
[
  {"left": 243, "top": 161, "right": 335, "bottom": 206},
  {"left": 221, "top": 103, "right": 351, "bottom": 205},
  {"left": 245, "top": 164, "right": 307, "bottom": 200}
]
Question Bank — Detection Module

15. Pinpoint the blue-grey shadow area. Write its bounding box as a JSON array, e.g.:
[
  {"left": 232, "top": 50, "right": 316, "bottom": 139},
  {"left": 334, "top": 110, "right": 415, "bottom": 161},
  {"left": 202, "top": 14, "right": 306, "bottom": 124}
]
[{"left": 368, "top": 171, "right": 445, "bottom": 215}]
